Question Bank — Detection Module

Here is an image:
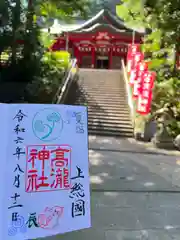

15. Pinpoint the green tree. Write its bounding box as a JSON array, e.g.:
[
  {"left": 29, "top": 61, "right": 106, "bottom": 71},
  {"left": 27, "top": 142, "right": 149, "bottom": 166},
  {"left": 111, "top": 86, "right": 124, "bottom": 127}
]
[
  {"left": 116, "top": 0, "right": 180, "bottom": 70},
  {"left": 116, "top": 0, "right": 180, "bottom": 137},
  {"left": 0, "top": 0, "right": 89, "bottom": 81},
  {"left": 0, "top": 0, "right": 89, "bottom": 103},
  {"left": 36, "top": 0, "right": 90, "bottom": 22}
]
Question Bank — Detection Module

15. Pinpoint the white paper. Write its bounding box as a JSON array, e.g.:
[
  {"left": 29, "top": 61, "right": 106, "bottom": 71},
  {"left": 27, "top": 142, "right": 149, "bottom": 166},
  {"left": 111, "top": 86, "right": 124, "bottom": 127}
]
[{"left": 2, "top": 104, "right": 90, "bottom": 240}]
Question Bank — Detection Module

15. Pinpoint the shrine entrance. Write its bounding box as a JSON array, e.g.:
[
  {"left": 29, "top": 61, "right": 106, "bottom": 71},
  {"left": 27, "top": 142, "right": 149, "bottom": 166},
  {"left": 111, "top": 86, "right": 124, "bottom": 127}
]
[
  {"left": 96, "top": 56, "right": 109, "bottom": 69},
  {"left": 50, "top": 9, "right": 143, "bottom": 69}
]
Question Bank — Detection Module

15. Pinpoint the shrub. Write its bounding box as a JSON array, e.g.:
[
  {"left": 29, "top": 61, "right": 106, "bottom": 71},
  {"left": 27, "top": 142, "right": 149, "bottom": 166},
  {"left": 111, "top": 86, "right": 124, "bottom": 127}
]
[{"left": 25, "top": 51, "right": 66, "bottom": 103}]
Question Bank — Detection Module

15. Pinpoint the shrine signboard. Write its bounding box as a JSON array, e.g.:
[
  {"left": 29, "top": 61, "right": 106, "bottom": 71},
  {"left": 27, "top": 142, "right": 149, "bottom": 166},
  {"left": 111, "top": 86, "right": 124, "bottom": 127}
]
[{"left": 0, "top": 104, "right": 90, "bottom": 240}]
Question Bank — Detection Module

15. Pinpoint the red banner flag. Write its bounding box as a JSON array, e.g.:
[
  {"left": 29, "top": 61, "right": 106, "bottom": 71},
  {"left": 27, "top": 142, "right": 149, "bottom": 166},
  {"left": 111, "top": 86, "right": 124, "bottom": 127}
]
[
  {"left": 136, "top": 61, "right": 148, "bottom": 73},
  {"left": 143, "top": 70, "right": 155, "bottom": 89},
  {"left": 132, "top": 77, "right": 143, "bottom": 99},
  {"left": 129, "top": 69, "right": 137, "bottom": 86},
  {"left": 136, "top": 71, "right": 156, "bottom": 115},
  {"left": 136, "top": 94, "right": 152, "bottom": 115},
  {"left": 127, "top": 44, "right": 140, "bottom": 57},
  {"left": 127, "top": 44, "right": 141, "bottom": 73}
]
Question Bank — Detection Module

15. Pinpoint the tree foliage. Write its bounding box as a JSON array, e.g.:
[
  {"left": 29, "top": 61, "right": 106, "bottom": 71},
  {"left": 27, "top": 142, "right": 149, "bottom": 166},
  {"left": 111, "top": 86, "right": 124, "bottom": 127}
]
[
  {"left": 36, "top": 0, "right": 90, "bottom": 22},
  {"left": 0, "top": 0, "right": 89, "bottom": 80},
  {"left": 0, "top": 0, "right": 89, "bottom": 103},
  {"left": 116, "top": 0, "right": 180, "bottom": 137}
]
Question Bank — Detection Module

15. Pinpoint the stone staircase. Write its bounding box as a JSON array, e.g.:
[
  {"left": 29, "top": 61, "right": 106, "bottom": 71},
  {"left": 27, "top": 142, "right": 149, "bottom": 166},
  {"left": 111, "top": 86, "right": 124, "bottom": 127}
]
[{"left": 64, "top": 68, "right": 133, "bottom": 137}]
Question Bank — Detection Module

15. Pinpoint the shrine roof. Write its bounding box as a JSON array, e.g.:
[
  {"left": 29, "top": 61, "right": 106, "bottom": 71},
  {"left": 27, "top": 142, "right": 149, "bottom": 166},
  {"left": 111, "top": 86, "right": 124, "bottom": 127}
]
[
  {"left": 71, "top": 23, "right": 131, "bottom": 34},
  {"left": 59, "top": 9, "right": 144, "bottom": 35}
]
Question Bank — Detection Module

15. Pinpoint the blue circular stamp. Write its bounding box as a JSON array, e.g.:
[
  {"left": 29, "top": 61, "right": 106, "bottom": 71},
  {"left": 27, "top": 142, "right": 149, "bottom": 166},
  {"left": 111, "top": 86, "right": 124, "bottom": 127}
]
[
  {"left": 12, "top": 216, "right": 25, "bottom": 228},
  {"left": 8, "top": 215, "right": 27, "bottom": 236},
  {"left": 8, "top": 226, "right": 17, "bottom": 236},
  {"left": 32, "top": 108, "right": 63, "bottom": 142}
]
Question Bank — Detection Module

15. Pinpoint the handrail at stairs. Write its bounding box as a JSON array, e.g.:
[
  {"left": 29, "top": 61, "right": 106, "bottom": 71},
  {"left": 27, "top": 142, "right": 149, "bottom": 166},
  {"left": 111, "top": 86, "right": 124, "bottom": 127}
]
[
  {"left": 121, "top": 59, "right": 135, "bottom": 127},
  {"left": 53, "top": 58, "right": 78, "bottom": 104}
]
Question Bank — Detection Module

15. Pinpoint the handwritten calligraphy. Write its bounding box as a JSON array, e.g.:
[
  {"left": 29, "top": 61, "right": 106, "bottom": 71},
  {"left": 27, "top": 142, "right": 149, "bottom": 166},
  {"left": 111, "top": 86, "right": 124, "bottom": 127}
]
[
  {"left": 69, "top": 166, "right": 85, "bottom": 218},
  {"left": 8, "top": 110, "right": 27, "bottom": 235},
  {"left": 73, "top": 112, "right": 84, "bottom": 134}
]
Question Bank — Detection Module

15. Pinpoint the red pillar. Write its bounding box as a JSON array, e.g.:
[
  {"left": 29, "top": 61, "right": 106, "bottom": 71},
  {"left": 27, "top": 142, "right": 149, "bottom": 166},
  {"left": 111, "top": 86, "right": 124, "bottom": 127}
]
[
  {"left": 91, "top": 47, "right": 95, "bottom": 68},
  {"left": 109, "top": 47, "right": 112, "bottom": 69}
]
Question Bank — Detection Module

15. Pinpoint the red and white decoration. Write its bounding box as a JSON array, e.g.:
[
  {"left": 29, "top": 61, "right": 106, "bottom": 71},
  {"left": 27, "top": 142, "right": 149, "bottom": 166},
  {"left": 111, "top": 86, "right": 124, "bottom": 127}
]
[
  {"left": 136, "top": 71, "right": 156, "bottom": 115},
  {"left": 127, "top": 44, "right": 156, "bottom": 115},
  {"left": 129, "top": 69, "right": 137, "bottom": 86},
  {"left": 127, "top": 44, "right": 141, "bottom": 73}
]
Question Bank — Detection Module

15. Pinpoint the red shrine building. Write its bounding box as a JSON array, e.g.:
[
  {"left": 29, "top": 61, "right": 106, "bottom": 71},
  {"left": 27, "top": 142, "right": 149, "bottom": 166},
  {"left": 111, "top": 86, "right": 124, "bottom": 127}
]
[{"left": 50, "top": 9, "right": 144, "bottom": 69}]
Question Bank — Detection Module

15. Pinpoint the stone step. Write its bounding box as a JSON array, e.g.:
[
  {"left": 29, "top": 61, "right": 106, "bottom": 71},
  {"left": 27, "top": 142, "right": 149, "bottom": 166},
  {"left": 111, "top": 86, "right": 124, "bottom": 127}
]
[
  {"left": 87, "top": 108, "right": 130, "bottom": 113},
  {"left": 76, "top": 95, "right": 127, "bottom": 99},
  {"left": 88, "top": 118, "right": 132, "bottom": 125},
  {"left": 88, "top": 111, "right": 130, "bottom": 117},
  {"left": 76, "top": 102, "right": 128, "bottom": 107},
  {"left": 79, "top": 92, "right": 125, "bottom": 97},
  {"left": 79, "top": 88, "right": 125, "bottom": 93},
  {"left": 76, "top": 97, "right": 127, "bottom": 102},
  {"left": 76, "top": 100, "right": 128, "bottom": 106},
  {"left": 88, "top": 124, "right": 133, "bottom": 132},
  {"left": 88, "top": 118, "right": 132, "bottom": 126},
  {"left": 80, "top": 68, "right": 121, "bottom": 72},
  {"left": 85, "top": 99, "right": 127, "bottom": 104},
  {"left": 88, "top": 114, "right": 131, "bottom": 122},
  {"left": 87, "top": 107, "right": 130, "bottom": 113},
  {"left": 80, "top": 82, "right": 123, "bottom": 84},
  {"left": 78, "top": 95, "right": 126, "bottom": 99},
  {"left": 88, "top": 128, "right": 134, "bottom": 138},
  {"left": 76, "top": 95, "right": 127, "bottom": 104},
  {"left": 77, "top": 100, "right": 128, "bottom": 105},
  {"left": 64, "top": 69, "right": 134, "bottom": 139},
  {"left": 79, "top": 82, "right": 124, "bottom": 85},
  {"left": 79, "top": 87, "right": 124, "bottom": 90},
  {"left": 78, "top": 87, "right": 126, "bottom": 95},
  {"left": 88, "top": 122, "right": 133, "bottom": 129},
  {"left": 70, "top": 102, "right": 128, "bottom": 111},
  {"left": 81, "top": 91, "right": 126, "bottom": 94},
  {"left": 79, "top": 81, "right": 124, "bottom": 84},
  {"left": 77, "top": 103, "right": 129, "bottom": 109},
  {"left": 81, "top": 88, "right": 125, "bottom": 92},
  {"left": 80, "top": 79, "right": 122, "bottom": 82},
  {"left": 88, "top": 113, "right": 130, "bottom": 118},
  {"left": 76, "top": 91, "right": 126, "bottom": 95},
  {"left": 79, "top": 75, "right": 122, "bottom": 78},
  {"left": 79, "top": 83, "right": 124, "bottom": 87}
]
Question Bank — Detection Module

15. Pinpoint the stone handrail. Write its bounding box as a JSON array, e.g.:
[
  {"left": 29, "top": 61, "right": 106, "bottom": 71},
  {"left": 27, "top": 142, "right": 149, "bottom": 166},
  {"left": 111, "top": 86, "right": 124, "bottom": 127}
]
[
  {"left": 121, "top": 59, "right": 135, "bottom": 127},
  {"left": 53, "top": 58, "right": 78, "bottom": 104}
]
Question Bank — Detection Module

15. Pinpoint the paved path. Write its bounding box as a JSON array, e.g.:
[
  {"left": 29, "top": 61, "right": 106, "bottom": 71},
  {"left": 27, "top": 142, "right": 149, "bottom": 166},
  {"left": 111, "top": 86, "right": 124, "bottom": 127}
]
[{"left": 44, "top": 136, "right": 180, "bottom": 240}]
